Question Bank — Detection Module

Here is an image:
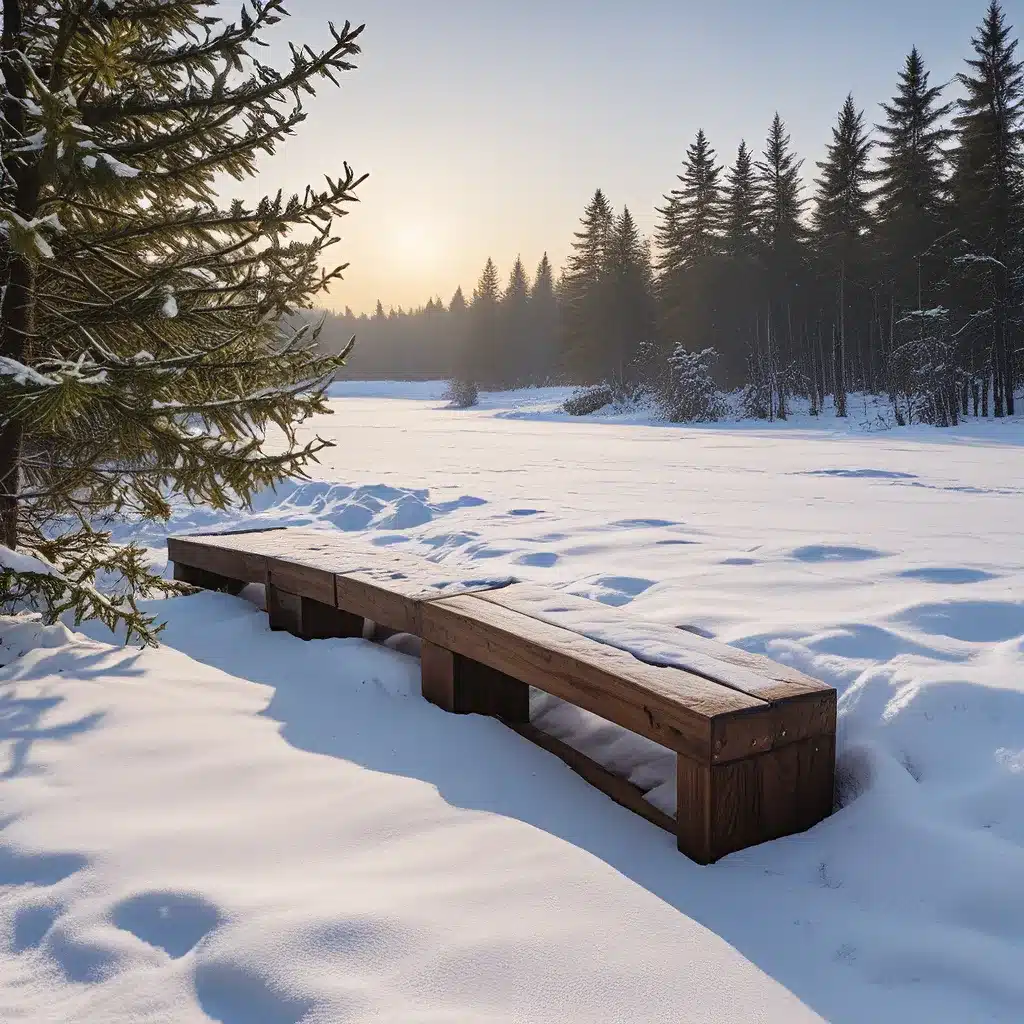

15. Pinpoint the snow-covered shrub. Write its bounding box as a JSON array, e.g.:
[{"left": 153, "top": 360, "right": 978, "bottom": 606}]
[
  {"left": 564, "top": 383, "right": 613, "bottom": 416},
  {"left": 608, "top": 380, "right": 655, "bottom": 413},
  {"left": 660, "top": 346, "right": 726, "bottom": 422},
  {"left": 443, "top": 379, "right": 478, "bottom": 409},
  {"left": 889, "top": 308, "right": 961, "bottom": 427}
]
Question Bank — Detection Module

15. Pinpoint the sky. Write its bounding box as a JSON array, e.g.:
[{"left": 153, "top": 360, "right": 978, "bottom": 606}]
[{"left": 236, "top": 0, "right": 1023, "bottom": 315}]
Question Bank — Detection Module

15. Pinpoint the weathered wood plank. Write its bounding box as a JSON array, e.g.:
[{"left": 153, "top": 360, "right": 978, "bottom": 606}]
[
  {"left": 168, "top": 536, "right": 268, "bottom": 585},
  {"left": 474, "top": 583, "right": 829, "bottom": 703},
  {"left": 267, "top": 560, "right": 336, "bottom": 607},
  {"left": 508, "top": 722, "right": 677, "bottom": 834},
  {"left": 421, "top": 594, "right": 771, "bottom": 763},
  {"left": 169, "top": 527, "right": 388, "bottom": 589}
]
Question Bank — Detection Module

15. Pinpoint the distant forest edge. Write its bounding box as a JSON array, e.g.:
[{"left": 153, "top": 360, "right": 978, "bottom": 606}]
[{"left": 314, "top": 2, "right": 1024, "bottom": 426}]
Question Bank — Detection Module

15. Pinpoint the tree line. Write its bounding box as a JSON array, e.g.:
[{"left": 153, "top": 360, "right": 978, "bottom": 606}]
[{"left": 321, "top": 1, "right": 1023, "bottom": 424}]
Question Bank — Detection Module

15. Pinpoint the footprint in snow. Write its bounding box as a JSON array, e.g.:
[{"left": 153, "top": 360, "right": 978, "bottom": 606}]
[
  {"left": 111, "top": 890, "right": 221, "bottom": 959},
  {"left": 791, "top": 544, "right": 887, "bottom": 564}
]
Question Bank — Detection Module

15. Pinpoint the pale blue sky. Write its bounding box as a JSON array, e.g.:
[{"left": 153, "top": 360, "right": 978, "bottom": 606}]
[{"left": 243, "top": 1, "right": 1022, "bottom": 312}]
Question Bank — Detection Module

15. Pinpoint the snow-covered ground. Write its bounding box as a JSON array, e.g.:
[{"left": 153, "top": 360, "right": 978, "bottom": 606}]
[{"left": 3, "top": 382, "right": 1024, "bottom": 1022}]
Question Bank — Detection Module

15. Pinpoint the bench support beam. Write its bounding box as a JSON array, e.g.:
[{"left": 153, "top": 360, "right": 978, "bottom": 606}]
[
  {"left": 172, "top": 561, "right": 246, "bottom": 596},
  {"left": 676, "top": 733, "right": 835, "bottom": 864},
  {"left": 266, "top": 584, "right": 364, "bottom": 641},
  {"left": 421, "top": 641, "right": 529, "bottom": 722}
]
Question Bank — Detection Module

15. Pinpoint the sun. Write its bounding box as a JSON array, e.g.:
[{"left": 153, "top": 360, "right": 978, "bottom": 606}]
[{"left": 386, "top": 218, "right": 444, "bottom": 270}]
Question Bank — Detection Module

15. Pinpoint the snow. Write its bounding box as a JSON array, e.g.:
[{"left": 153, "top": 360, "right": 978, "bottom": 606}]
[
  {"left": 0, "top": 545, "right": 63, "bottom": 578},
  {"left": 81, "top": 153, "right": 141, "bottom": 178},
  {"left": 4, "top": 385, "right": 1024, "bottom": 1021},
  {"left": 0, "top": 357, "right": 57, "bottom": 388}
]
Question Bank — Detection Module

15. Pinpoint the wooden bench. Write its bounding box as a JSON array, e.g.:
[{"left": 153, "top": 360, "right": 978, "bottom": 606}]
[{"left": 168, "top": 527, "right": 836, "bottom": 863}]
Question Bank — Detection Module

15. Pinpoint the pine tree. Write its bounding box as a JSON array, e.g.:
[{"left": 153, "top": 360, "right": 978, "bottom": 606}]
[
  {"left": 951, "top": 0, "right": 1024, "bottom": 415},
  {"left": 814, "top": 96, "right": 873, "bottom": 247},
  {"left": 872, "top": 48, "right": 954, "bottom": 420},
  {"left": 500, "top": 255, "right": 531, "bottom": 385},
  {"left": 0, "top": 0, "right": 366, "bottom": 640},
  {"left": 667, "top": 130, "right": 723, "bottom": 269},
  {"left": 655, "top": 129, "right": 722, "bottom": 293},
  {"left": 473, "top": 258, "right": 501, "bottom": 305},
  {"left": 564, "top": 188, "right": 614, "bottom": 285},
  {"left": 758, "top": 114, "right": 806, "bottom": 247},
  {"left": 723, "top": 140, "right": 761, "bottom": 256},
  {"left": 814, "top": 95, "right": 874, "bottom": 410},
  {"left": 652, "top": 191, "right": 681, "bottom": 278},
  {"left": 562, "top": 188, "right": 614, "bottom": 380},
  {"left": 754, "top": 114, "right": 808, "bottom": 416},
  {"left": 953, "top": 2, "right": 1024, "bottom": 238},
  {"left": 874, "top": 48, "right": 953, "bottom": 246},
  {"left": 529, "top": 253, "right": 560, "bottom": 384},
  {"left": 470, "top": 257, "right": 501, "bottom": 387},
  {"left": 656, "top": 131, "right": 724, "bottom": 357},
  {"left": 602, "top": 207, "right": 656, "bottom": 384}
]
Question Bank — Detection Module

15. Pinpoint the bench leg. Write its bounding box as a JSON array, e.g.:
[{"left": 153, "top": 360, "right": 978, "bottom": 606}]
[
  {"left": 676, "top": 734, "right": 835, "bottom": 864},
  {"left": 173, "top": 561, "right": 246, "bottom": 595},
  {"left": 421, "top": 641, "right": 530, "bottom": 723},
  {"left": 266, "top": 584, "right": 363, "bottom": 641}
]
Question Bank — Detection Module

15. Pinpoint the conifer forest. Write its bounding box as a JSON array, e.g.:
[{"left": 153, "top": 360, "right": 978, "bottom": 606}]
[{"left": 321, "top": 1, "right": 1024, "bottom": 427}]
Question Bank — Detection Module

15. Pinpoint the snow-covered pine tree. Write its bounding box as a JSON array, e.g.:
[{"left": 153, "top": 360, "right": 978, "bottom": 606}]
[
  {"left": 661, "top": 346, "right": 726, "bottom": 423},
  {"left": 0, "top": 1, "right": 367, "bottom": 641}
]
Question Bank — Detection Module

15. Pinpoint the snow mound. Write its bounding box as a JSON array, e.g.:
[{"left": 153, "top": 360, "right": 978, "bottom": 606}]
[{"left": 0, "top": 595, "right": 818, "bottom": 1023}]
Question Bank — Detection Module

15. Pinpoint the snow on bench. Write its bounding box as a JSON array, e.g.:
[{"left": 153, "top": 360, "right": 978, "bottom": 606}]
[{"left": 167, "top": 527, "right": 836, "bottom": 863}]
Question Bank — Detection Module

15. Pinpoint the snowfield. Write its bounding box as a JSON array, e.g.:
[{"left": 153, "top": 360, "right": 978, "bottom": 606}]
[{"left": 2, "top": 382, "right": 1024, "bottom": 1022}]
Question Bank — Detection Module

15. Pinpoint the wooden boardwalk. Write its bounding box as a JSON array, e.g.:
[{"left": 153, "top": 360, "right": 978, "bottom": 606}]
[{"left": 168, "top": 527, "right": 836, "bottom": 863}]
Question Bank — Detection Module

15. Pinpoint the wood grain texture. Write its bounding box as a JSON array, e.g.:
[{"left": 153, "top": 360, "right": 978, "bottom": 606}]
[
  {"left": 335, "top": 571, "right": 438, "bottom": 634},
  {"left": 421, "top": 640, "right": 456, "bottom": 710},
  {"left": 168, "top": 537, "right": 267, "bottom": 585},
  {"left": 268, "top": 560, "right": 336, "bottom": 607},
  {"left": 421, "top": 594, "right": 770, "bottom": 763},
  {"left": 168, "top": 528, "right": 396, "bottom": 587},
  {"left": 509, "top": 722, "right": 677, "bottom": 834},
  {"left": 474, "top": 583, "right": 830, "bottom": 703},
  {"left": 676, "top": 733, "right": 835, "bottom": 863}
]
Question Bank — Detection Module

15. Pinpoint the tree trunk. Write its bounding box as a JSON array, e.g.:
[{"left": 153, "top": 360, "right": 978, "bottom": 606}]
[
  {"left": 0, "top": 0, "right": 37, "bottom": 552},
  {"left": 835, "top": 263, "right": 848, "bottom": 418}
]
